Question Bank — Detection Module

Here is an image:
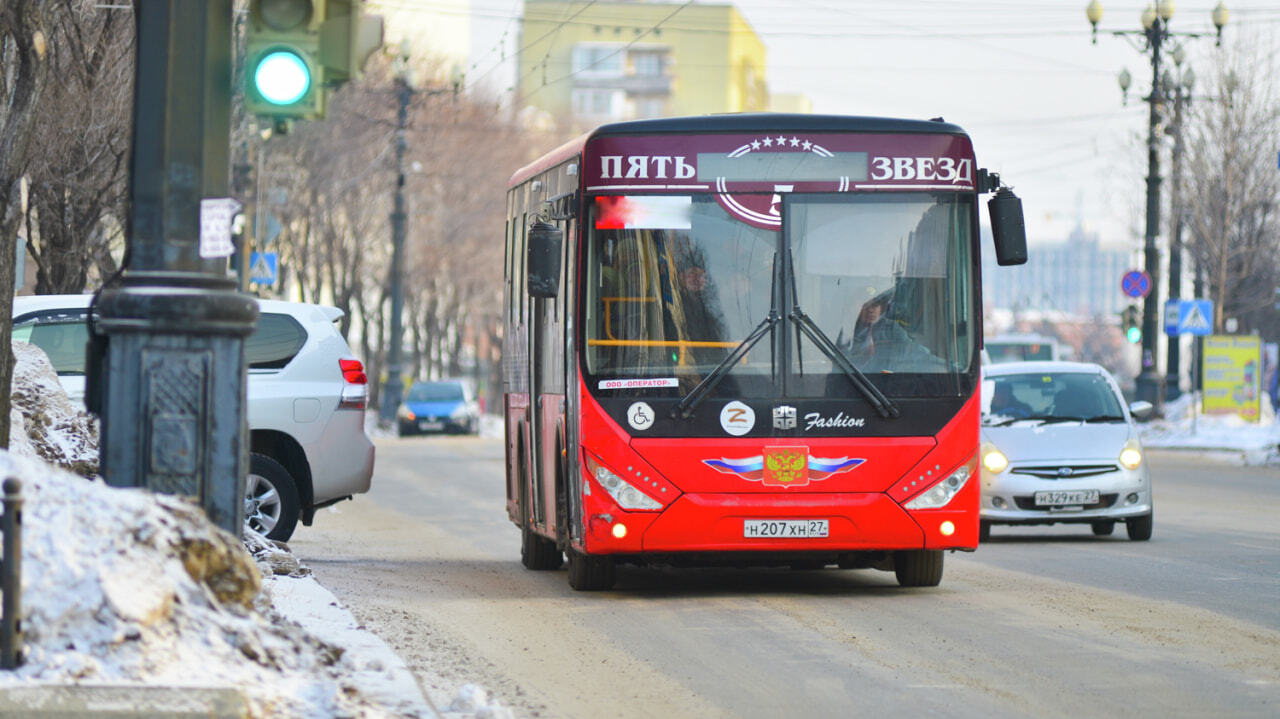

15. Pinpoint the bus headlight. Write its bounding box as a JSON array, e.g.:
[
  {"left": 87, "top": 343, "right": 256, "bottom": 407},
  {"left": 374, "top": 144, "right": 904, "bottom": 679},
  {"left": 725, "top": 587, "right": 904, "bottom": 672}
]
[
  {"left": 1119, "top": 440, "right": 1143, "bottom": 470},
  {"left": 905, "top": 462, "right": 972, "bottom": 510},
  {"left": 584, "top": 454, "right": 663, "bottom": 511},
  {"left": 981, "top": 444, "right": 1009, "bottom": 474}
]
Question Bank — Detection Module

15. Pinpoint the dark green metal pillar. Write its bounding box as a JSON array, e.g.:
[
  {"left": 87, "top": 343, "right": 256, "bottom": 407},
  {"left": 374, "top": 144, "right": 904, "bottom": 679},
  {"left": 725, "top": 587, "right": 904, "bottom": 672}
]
[{"left": 96, "top": 0, "right": 257, "bottom": 537}]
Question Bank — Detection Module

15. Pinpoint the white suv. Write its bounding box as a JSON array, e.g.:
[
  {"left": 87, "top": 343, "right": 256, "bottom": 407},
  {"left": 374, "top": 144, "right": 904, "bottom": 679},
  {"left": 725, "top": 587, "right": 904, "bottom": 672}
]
[{"left": 11, "top": 295, "right": 375, "bottom": 541}]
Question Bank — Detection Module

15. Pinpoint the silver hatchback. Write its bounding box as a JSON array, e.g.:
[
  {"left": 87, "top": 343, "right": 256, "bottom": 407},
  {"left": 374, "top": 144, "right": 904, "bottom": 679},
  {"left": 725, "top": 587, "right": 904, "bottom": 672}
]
[{"left": 979, "top": 361, "right": 1154, "bottom": 541}]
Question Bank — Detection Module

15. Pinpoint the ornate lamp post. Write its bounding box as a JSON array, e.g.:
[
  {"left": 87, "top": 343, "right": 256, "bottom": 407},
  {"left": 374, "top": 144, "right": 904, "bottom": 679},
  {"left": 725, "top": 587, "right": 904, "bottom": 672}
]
[{"left": 1086, "top": 1, "right": 1227, "bottom": 407}]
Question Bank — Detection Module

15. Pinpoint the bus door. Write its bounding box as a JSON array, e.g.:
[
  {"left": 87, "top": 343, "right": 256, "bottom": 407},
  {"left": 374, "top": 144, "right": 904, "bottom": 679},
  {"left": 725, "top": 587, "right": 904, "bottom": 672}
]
[{"left": 530, "top": 218, "right": 568, "bottom": 537}]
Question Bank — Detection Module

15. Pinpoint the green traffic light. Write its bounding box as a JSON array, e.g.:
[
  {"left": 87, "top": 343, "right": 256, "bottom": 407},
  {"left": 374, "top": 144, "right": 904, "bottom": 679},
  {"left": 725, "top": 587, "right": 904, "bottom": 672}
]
[
  {"left": 1126, "top": 326, "right": 1142, "bottom": 344},
  {"left": 254, "top": 49, "right": 311, "bottom": 105}
]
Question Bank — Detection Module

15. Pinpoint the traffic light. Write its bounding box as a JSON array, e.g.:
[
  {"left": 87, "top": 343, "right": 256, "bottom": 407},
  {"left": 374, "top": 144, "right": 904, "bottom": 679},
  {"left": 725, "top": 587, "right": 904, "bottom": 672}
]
[
  {"left": 245, "top": 1, "right": 383, "bottom": 122},
  {"left": 1122, "top": 305, "right": 1142, "bottom": 344},
  {"left": 246, "top": 0, "right": 325, "bottom": 120}
]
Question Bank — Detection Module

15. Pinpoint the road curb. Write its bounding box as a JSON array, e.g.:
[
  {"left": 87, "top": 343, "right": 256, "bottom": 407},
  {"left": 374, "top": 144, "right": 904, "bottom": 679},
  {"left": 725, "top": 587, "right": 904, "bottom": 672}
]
[{"left": 0, "top": 684, "right": 248, "bottom": 718}]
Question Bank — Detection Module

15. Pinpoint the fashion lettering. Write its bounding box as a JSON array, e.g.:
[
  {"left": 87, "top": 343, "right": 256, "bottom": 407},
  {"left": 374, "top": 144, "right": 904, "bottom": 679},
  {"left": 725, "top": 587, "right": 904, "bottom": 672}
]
[{"left": 804, "top": 411, "right": 866, "bottom": 431}]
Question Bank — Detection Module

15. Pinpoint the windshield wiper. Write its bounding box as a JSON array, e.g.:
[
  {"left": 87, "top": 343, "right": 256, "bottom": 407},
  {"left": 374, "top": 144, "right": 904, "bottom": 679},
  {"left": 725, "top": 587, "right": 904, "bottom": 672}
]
[
  {"left": 671, "top": 309, "right": 779, "bottom": 419},
  {"left": 790, "top": 305, "right": 899, "bottom": 419},
  {"left": 672, "top": 253, "right": 780, "bottom": 420},
  {"left": 1084, "top": 414, "right": 1127, "bottom": 423},
  {"left": 988, "top": 414, "right": 1069, "bottom": 427}
]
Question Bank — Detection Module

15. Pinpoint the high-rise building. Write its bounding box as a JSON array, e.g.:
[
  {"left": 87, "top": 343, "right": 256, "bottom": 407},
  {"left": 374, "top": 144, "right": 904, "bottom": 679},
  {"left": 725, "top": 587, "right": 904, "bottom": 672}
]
[
  {"left": 982, "top": 223, "right": 1136, "bottom": 320},
  {"left": 518, "top": 1, "right": 767, "bottom": 126}
]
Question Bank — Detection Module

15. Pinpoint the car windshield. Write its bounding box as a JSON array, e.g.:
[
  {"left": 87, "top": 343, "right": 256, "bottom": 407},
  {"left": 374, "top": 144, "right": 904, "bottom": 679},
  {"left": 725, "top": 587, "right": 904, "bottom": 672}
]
[
  {"left": 982, "top": 372, "right": 1126, "bottom": 425},
  {"left": 408, "top": 383, "right": 465, "bottom": 402},
  {"left": 582, "top": 192, "right": 975, "bottom": 400}
]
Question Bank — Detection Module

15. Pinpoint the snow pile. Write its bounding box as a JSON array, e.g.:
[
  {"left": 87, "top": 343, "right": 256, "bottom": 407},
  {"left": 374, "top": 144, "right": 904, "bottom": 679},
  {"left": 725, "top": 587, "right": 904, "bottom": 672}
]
[
  {"left": 1140, "top": 391, "right": 1280, "bottom": 465},
  {"left": 7, "top": 340, "right": 98, "bottom": 477},
  {"left": 0, "top": 447, "right": 447, "bottom": 716},
  {"left": 0, "top": 450, "right": 436, "bottom": 717}
]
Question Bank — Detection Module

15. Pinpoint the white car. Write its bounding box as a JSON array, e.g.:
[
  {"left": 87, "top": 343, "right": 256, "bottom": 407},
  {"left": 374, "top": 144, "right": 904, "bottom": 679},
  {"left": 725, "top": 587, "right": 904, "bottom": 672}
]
[
  {"left": 979, "top": 361, "right": 1154, "bottom": 541},
  {"left": 12, "top": 294, "right": 375, "bottom": 541}
]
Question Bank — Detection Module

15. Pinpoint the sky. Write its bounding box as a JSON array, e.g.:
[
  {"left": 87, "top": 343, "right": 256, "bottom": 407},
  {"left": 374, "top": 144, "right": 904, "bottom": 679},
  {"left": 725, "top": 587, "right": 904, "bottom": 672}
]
[{"left": 457, "top": 0, "right": 1280, "bottom": 252}]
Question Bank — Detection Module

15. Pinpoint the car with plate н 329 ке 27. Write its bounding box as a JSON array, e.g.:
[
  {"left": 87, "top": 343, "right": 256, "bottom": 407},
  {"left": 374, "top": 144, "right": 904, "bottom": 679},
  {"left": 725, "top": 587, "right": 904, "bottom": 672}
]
[{"left": 978, "top": 361, "right": 1154, "bottom": 541}]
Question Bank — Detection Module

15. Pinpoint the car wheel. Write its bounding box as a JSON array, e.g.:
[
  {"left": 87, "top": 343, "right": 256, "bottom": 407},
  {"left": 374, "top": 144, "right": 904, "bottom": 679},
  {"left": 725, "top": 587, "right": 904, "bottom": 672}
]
[
  {"left": 1091, "top": 520, "right": 1116, "bottom": 536},
  {"left": 567, "top": 548, "right": 615, "bottom": 591},
  {"left": 979, "top": 520, "right": 992, "bottom": 542},
  {"left": 893, "top": 549, "right": 944, "bottom": 587},
  {"left": 1126, "top": 512, "right": 1153, "bottom": 541},
  {"left": 521, "top": 525, "right": 563, "bottom": 570},
  {"left": 245, "top": 453, "right": 301, "bottom": 541}
]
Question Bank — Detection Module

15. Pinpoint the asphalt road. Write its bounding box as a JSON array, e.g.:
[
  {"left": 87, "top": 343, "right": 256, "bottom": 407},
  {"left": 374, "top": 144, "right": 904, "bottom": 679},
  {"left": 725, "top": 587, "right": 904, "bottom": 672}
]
[{"left": 292, "top": 436, "right": 1280, "bottom": 719}]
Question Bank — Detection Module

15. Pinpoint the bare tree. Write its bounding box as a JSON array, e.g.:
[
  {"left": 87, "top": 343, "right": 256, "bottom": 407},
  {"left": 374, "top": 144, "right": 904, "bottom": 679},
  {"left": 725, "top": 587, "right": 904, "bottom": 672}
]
[
  {"left": 23, "top": 1, "right": 132, "bottom": 294},
  {"left": 1182, "top": 35, "right": 1280, "bottom": 334},
  {"left": 1, "top": 0, "right": 58, "bottom": 449}
]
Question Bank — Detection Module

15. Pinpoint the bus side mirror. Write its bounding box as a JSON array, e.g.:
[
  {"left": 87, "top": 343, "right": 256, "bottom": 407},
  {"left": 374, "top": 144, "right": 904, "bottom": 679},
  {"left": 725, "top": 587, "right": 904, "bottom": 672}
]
[
  {"left": 988, "top": 187, "right": 1028, "bottom": 266},
  {"left": 527, "top": 220, "right": 563, "bottom": 298}
]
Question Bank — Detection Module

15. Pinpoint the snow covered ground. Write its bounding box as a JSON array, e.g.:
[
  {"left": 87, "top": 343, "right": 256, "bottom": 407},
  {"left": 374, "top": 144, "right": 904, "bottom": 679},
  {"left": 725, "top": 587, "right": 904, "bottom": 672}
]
[
  {"left": 1, "top": 339, "right": 1275, "bottom": 717},
  {"left": 1140, "top": 391, "right": 1280, "bottom": 465},
  {"left": 0, "top": 342, "right": 515, "bottom": 718}
]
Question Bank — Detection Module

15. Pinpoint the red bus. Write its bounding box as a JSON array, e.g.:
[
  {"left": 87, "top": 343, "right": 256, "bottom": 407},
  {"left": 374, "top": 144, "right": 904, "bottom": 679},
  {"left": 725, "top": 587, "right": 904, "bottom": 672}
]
[{"left": 504, "top": 114, "right": 1026, "bottom": 590}]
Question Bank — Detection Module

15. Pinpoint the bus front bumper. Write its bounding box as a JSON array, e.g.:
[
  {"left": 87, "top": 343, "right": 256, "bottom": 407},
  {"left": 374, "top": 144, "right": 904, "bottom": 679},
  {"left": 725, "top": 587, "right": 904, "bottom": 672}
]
[{"left": 582, "top": 491, "right": 976, "bottom": 555}]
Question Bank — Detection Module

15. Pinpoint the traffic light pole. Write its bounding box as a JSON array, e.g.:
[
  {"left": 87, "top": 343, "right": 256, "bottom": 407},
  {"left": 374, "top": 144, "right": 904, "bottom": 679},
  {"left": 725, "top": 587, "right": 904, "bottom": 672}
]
[{"left": 95, "top": 0, "right": 257, "bottom": 537}]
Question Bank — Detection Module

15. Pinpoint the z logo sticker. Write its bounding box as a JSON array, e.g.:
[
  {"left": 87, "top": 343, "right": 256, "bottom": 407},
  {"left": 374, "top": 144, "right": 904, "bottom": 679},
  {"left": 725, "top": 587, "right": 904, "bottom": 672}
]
[{"left": 720, "top": 401, "right": 755, "bottom": 436}]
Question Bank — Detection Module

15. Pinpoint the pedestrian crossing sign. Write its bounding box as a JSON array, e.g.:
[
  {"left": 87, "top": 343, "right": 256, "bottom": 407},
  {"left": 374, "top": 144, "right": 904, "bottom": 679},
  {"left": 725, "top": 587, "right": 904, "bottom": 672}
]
[
  {"left": 1164, "top": 299, "right": 1213, "bottom": 336},
  {"left": 250, "top": 251, "right": 278, "bottom": 286}
]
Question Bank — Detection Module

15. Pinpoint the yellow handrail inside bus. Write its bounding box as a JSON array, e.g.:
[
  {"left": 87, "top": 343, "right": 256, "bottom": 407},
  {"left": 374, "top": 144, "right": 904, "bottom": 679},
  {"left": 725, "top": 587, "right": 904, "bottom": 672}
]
[{"left": 587, "top": 338, "right": 740, "bottom": 366}]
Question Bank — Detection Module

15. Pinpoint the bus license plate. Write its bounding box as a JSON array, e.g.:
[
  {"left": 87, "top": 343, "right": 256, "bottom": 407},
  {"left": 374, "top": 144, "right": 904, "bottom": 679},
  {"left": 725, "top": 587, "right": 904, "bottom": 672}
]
[
  {"left": 1034, "top": 490, "right": 1099, "bottom": 506},
  {"left": 744, "top": 519, "right": 829, "bottom": 538}
]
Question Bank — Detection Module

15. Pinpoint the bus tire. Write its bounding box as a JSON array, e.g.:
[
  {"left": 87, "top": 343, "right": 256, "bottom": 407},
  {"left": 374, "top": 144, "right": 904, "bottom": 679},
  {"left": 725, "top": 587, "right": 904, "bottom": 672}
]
[
  {"left": 894, "top": 549, "right": 944, "bottom": 587},
  {"left": 521, "top": 525, "right": 563, "bottom": 570},
  {"left": 1091, "top": 520, "right": 1115, "bottom": 536},
  {"left": 1126, "top": 512, "right": 1153, "bottom": 541},
  {"left": 567, "top": 549, "right": 615, "bottom": 591}
]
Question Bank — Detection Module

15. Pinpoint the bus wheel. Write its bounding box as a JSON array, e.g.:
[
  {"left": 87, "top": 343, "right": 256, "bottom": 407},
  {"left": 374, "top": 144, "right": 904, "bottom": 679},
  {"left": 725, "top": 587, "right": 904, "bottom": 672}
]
[
  {"left": 521, "top": 525, "right": 563, "bottom": 570},
  {"left": 567, "top": 549, "right": 615, "bottom": 591},
  {"left": 893, "top": 550, "right": 944, "bottom": 587}
]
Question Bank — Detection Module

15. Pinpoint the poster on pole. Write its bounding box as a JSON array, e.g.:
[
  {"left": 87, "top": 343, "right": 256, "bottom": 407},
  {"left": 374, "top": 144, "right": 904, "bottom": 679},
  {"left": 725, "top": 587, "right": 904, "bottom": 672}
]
[{"left": 1202, "top": 334, "right": 1262, "bottom": 422}]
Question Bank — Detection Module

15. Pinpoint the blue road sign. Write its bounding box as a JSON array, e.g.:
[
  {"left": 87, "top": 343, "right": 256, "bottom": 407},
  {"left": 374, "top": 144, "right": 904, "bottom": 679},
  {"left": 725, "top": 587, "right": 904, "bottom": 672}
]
[
  {"left": 1163, "top": 298, "right": 1214, "bottom": 336},
  {"left": 249, "top": 251, "right": 278, "bottom": 286},
  {"left": 1122, "top": 270, "right": 1152, "bottom": 299}
]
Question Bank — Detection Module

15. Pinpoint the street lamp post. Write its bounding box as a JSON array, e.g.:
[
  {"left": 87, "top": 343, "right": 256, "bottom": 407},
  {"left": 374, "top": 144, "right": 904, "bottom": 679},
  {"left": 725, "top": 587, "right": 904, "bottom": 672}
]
[
  {"left": 380, "top": 50, "right": 414, "bottom": 427},
  {"left": 1164, "top": 53, "right": 1194, "bottom": 400},
  {"left": 1087, "top": 1, "right": 1227, "bottom": 408}
]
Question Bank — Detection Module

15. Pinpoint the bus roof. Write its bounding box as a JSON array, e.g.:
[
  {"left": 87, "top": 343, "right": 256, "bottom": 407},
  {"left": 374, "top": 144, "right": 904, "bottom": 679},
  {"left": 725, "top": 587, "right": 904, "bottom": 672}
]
[{"left": 508, "top": 113, "right": 970, "bottom": 188}]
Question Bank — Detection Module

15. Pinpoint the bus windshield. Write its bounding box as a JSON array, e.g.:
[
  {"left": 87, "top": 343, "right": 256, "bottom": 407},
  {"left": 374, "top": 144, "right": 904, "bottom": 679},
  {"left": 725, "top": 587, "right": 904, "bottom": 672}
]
[{"left": 582, "top": 192, "right": 975, "bottom": 399}]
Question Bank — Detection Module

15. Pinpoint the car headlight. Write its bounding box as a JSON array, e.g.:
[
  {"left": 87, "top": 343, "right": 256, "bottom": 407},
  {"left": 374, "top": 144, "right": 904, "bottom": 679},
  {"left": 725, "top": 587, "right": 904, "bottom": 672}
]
[
  {"left": 584, "top": 453, "right": 663, "bottom": 511},
  {"left": 1119, "top": 439, "right": 1143, "bottom": 470},
  {"left": 450, "top": 405, "right": 468, "bottom": 419},
  {"left": 981, "top": 443, "right": 1009, "bottom": 474},
  {"left": 904, "top": 459, "right": 974, "bottom": 510},
  {"left": 397, "top": 405, "right": 414, "bottom": 421}
]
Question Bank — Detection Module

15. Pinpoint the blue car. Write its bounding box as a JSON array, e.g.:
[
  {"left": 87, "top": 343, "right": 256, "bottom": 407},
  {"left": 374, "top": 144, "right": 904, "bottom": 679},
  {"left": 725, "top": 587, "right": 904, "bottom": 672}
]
[{"left": 397, "top": 379, "right": 480, "bottom": 436}]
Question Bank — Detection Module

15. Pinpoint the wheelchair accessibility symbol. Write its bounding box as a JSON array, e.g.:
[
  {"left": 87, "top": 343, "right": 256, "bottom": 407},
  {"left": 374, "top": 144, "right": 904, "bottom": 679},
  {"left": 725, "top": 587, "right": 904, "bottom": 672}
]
[{"left": 627, "top": 402, "right": 655, "bottom": 431}]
